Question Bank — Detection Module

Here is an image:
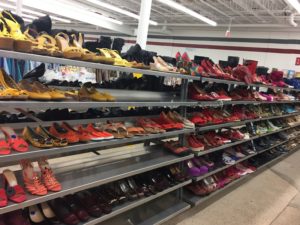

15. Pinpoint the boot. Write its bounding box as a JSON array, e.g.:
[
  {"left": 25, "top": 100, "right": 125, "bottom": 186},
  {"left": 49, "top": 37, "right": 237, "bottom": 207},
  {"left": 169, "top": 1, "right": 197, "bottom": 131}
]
[{"left": 112, "top": 38, "right": 125, "bottom": 54}]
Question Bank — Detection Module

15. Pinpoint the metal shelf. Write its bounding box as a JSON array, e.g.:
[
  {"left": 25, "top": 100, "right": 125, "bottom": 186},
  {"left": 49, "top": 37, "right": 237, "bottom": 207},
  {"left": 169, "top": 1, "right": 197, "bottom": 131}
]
[
  {"left": 256, "top": 139, "right": 290, "bottom": 154},
  {"left": 193, "top": 153, "right": 257, "bottom": 182},
  {"left": 0, "top": 149, "right": 193, "bottom": 214},
  {"left": 197, "top": 100, "right": 300, "bottom": 107},
  {"left": 0, "top": 49, "right": 199, "bottom": 81},
  {"left": 0, "top": 100, "right": 198, "bottom": 110},
  {"left": 137, "top": 201, "right": 190, "bottom": 225},
  {"left": 82, "top": 180, "right": 191, "bottom": 225},
  {"left": 196, "top": 111, "right": 300, "bottom": 132},
  {"left": 184, "top": 146, "right": 300, "bottom": 207},
  {"left": 0, "top": 128, "right": 194, "bottom": 164},
  {"left": 201, "top": 77, "right": 300, "bottom": 92}
]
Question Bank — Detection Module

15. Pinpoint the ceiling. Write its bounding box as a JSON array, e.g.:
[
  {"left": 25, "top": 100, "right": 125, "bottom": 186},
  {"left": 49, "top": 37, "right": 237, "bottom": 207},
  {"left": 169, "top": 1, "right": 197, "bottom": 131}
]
[{"left": 1, "top": 0, "right": 300, "bottom": 34}]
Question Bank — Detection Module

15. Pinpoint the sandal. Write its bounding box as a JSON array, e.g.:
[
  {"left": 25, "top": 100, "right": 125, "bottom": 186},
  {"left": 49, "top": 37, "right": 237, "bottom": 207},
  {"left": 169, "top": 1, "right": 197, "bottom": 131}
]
[
  {"left": 0, "top": 174, "right": 7, "bottom": 207},
  {"left": 38, "top": 33, "right": 63, "bottom": 57},
  {"left": 78, "top": 85, "right": 107, "bottom": 101},
  {"left": 18, "top": 80, "right": 51, "bottom": 100},
  {"left": 109, "top": 49, "right": 133, "bottom": 67},
  {"left": 38, "top": 158, "right": 61, "bottom": 192},
  {"left": 0, "top": 18, "right": 14, "bottom": 50},
  {"left": 0, "top": 10, "right": 32, "bottom": 52},
  {"left": 0, "top": 69, "right": 28, "bottom": 100},
  {"left": 125, "top": 122, "right": 147, "bottom": 136},
  {"left": 0, "top": 130, "right": 10, "bottom": 155},
  {"left": 94, "top": 48, "right": 115, "bottom": 64},
  {"left": 108, "top": 122, "right": 134, "bottom": 138},
  {"left": 20, "top": 160, "right": 47, "bottom": 196},
  {"left": 3, "top": 169, "right": 26, "bottom": 203},
  {"left": 1, "top": 126, "right": 28, "bottom": 152},
  {"left": 24, "top": 29, "right": 50, "bottom": 55},
  {"left": 99, "top": 123, "right": 125, "bottom": 139},
  {"left": 71, "top": 33, "right": 95, "bottom": 61},
  {"left": 55, "top": 32, "right": 82, "bottom": 59}
]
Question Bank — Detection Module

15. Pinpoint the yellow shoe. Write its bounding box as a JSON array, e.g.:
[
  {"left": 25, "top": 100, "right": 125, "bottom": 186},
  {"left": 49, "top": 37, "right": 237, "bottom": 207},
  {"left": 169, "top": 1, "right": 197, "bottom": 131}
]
[
  {"left": 71, "top": 33, "right": 95, "bottom": 61},
  {"left": 102, "top": 92, "right": 115, "bottom": 102},
  {"left": 32, "top": 82, "right": 66, "bottom": 100},
  {"left": 18, "top": 80, "right": 51, "bottom": 101},
  {"left": 55, "top": 33, "right": 82, "bottom": 59},
  {"left": 95, "top": 48, "right": 115, "bottom": 64},
  {"left": 0, "top": 18, "right": 14, "bottom": 50},
  {"left": 1, "top": 10, "right": 32, "bottom": 52},
  {"left": 109, "top": 50, "right": 132, "bottom": 67}
]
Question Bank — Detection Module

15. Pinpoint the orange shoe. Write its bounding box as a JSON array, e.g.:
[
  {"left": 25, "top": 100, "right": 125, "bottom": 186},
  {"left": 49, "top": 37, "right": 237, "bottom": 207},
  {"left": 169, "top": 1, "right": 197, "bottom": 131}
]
[
  {"left": 49, "top": 123, "right": 79, "bottom": 144},
  {"left": 38, "top": 158, "right": 61, "bottom": 192},
  {"left": 85, "top": 123, "right": 114, "bottom": 140},
  {"left": 20, "top": 159, "right": 47, "bottom": 196},
  {"left": 61, "top": 122, "right": 91, "bottom": 142}
]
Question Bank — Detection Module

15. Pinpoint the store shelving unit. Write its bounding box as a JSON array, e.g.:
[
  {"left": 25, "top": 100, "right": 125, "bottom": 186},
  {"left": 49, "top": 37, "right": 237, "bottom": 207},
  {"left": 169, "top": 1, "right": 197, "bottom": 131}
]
[{"left": 1, "top": 49, "right": 300, "bottom": 224}]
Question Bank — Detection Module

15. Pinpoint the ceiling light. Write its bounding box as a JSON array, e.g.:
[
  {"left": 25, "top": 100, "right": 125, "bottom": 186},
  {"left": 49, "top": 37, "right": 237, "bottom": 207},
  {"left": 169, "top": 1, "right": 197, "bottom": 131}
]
[
  {"left": 50, "top": 15, "right": 71, "bottom": 23},
  {"left": 156, "top": 0, "right": 217, "bottom": 26},
  {"left": 18, "top": 0, "right": 123, "bottom": 26},
  {"left": 287, "top": 0, "right": 300, "bottom": 13},
  {"left": 86, "top": 0, "right": 158, "bottom": 25},
  {"left": 23, "top": 18, "right": 33, "bottom": 23}
]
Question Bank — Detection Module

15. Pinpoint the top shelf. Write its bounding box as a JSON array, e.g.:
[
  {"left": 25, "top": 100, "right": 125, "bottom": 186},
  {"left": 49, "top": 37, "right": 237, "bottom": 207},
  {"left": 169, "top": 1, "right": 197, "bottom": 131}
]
[
  {"left": 1, "top": 49, "right": 299, "bottom": 92},
  {"left": 0, "top": 50, "right": 198, "bottom": 81}
]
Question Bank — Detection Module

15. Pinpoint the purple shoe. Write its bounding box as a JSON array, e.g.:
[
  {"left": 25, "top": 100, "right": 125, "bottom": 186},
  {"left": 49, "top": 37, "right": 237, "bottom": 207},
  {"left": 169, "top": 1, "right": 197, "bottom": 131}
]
[
  {"left": 191, "top": 159, "right": 209, "bottom": 175},
  {"left": 186, "top": 160, "right": 203, "bottom": 177}
]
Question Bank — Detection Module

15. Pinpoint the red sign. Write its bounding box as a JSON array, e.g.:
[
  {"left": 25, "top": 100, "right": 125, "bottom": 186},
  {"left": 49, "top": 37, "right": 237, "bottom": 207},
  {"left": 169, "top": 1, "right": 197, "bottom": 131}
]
[{"left": 296, "top": 57, "right": 300, "bottom": 65}]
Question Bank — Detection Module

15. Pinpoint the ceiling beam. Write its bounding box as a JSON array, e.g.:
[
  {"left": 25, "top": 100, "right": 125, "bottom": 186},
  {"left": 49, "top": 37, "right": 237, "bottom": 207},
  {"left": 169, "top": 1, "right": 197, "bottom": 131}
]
[
  {"left": 254, "top": 0, "right": 281, "bottom": 23},
  {"left": 231, "top": 0, "right": 265, "bottom": 22},
  {"left": 198, "top": 0, "right": 231, "bottom": 18}
]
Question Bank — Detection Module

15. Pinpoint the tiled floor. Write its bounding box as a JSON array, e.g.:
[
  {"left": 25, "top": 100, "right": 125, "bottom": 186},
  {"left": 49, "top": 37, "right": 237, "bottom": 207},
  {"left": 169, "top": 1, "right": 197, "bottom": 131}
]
[{"left": 164, "top": 150, "right": 300, "bottom": 225}]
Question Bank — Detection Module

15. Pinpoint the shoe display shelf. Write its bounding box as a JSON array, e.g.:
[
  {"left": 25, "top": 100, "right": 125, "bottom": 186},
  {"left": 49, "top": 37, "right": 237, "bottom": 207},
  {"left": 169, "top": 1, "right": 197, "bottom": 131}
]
[
  {"left": 0, "top": 50, "right": 197, "bottom": 224},
  {"left": 1, "top": 48, "right": 300, "bottom": 225}
]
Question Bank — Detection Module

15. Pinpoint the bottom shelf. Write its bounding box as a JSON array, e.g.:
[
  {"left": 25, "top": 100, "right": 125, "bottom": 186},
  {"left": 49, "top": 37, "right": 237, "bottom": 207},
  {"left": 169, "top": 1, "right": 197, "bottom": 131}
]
[
  {"left": 184, "top": 147, "right": 300, "bottom": 207},
  {"left": 82, "top": 180, "right": 191, "bottom": 225},
  {"left": 100, "top": 193, "right": 191, "bottom": 225}
]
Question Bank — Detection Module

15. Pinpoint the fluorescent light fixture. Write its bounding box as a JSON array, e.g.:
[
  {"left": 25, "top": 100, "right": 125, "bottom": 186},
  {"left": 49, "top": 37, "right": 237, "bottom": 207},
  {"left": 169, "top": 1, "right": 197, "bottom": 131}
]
[
  {"left": 20, "top": 0, "right": 123, "bottom": 25},
  {"left": 23, "top": 18, "right": 33, "bottom": 23},
  {"left": 86, "top": 0, "right": 158, "bottom": 25},
  {"left": 287, "top": 0, "right": 300, "bottom": 13},
  {"left": 156, "top": 0, "right": 217, "bottom": 26},
  {"left": 50, "top": 15, "right": 71, "bottom": 23}
]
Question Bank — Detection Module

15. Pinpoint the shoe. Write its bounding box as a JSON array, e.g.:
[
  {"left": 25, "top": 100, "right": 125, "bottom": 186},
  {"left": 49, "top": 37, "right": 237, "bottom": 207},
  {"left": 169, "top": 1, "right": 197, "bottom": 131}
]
[
  {"left": 1, "top": 126, "right": 28, "bottom": 152},
  {"left": 27, "top": 204, "right": 49, "bottom": 225},
  {"left": 63, "top": 195, "right": 90, "bottom": 222},
  {"left": 0, "top": 18, "right": 14, "bottom": 50},
  {"left": 22, "top": 126, "right": 53, "bottom": 148},
  {"left": 187, "top": 135, "right": 205, "bottom": 151},
  {"left": 18, "top": 80, "right": 51, "bottom": 100},
  {"left": 49, "top": 198, "right": 80, "bottom": 225},
  {"left": 185, "top": 160, "right": 207, "bottom": 177},
  {"left": 188, "top": 83, "right": 215, "bottom": 101},
  {"left": 36, "top": 125, "right": 68, "bottom": 147},
  {"left": 62, "top": 122, "right": 91, "bottom": 142},
  {"left": 85, "top": 123, "right": 114, "bottom": 140},
  {"left": 0, "top": 174, "right": 7, "bottom": 207},
  {"left": 38, "top": 158, "right": 61, "bottom": 192},
  {"left": 75, "top": 191, "right": 102, "bottom": 217},
  {"left": 5, "top": 210, "right": 31, "bottom": 225},
  {"left": 3, "top": 169, "right": 26, "bottom": 203},
  {"left": 49, "top": 123, "right": 79, "bottom": 144},
  {"left": 40, "top": 202, "right": 61, "bottom": 224},
  {"left": 163, "top": 140, "right": 190, "bottom": 156},
  {"left": 0, "top": 130, "right": 10, "bottom": 155},
  {"left": 222, "top": 153, "right": 236, "bottom": 165}
]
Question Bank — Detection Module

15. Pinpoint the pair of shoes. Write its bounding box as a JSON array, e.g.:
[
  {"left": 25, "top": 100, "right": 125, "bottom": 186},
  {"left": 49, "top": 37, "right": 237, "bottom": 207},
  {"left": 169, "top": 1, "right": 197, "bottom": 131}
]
[
  {"left": 163, "top": 140, "right": 190, "bottom": 156},
  {"left": 185, "top": 159, "right": 208, "bottom": 177},
  {"left": 0, "top": 170, "right": 26, "bottom": 207},
  {"left": 20, "top": 158, "right": 61, "bottom": 195},
  {"left": 0, "top": 126, "right": 28, "bottom": 154},
  {"left": 187, "top": 135, "right": 205, "bottom": 151}
]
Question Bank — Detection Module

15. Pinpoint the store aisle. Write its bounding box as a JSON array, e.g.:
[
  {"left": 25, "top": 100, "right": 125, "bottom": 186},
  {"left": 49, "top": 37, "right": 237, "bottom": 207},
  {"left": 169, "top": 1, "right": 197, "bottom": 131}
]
[{"left": 165, "top": 150, "right": 300, "bottom": 225}]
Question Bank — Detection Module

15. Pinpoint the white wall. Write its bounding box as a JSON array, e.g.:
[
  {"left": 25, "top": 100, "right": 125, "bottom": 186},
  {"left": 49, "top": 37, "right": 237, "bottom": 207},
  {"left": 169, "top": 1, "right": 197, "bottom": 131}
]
[{"left": 121, "top": 29, "right": 300, "bottom": 72}]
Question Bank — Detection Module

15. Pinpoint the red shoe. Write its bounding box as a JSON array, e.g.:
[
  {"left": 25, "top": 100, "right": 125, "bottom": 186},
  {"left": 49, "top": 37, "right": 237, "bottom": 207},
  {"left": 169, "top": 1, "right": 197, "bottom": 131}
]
[
  {"left": 0, "top": 174, "right": 7, "bottom": 207},
  {"left": 0, "top": 130, "right": 10, "bottom": 155},
  {"left": 3, "top": 169, "right": 27, "bottom": 202},
  {"left": 5, "top": 210, "right": 31, "bottom": 225},
  {"left": 62, "top": 122, "right": 91, "bottom": 142},
  {"left": 232, "top": 106, "right": 248, "bottom": 121},
  {"left": 20, "top": 160, "right": 47, "bottom": 196},
  {"left": 38, "top": 158, "right": 61, "bottom": 192},
  {"left": 220, "top": 110, "right": 240, "bottom": 122},
  {"left": 188, "top": 83, "right": 215, "bottom": 101},
  {"left": 230, "top": 91, "right": 243, "bottom": 101},
  {"left": 210, "top": 92, "right": 231, "bottom": 101},
  {"left": 216, "top": 89, "right": 232, "bottom": 101},
  {"left": 202, "top": 109, "right": 223, "bottom": 124},
  {"left": 163, "top": 140, "right": 190, "bottom": 155},
  {"left": 1, "top": 127, "right": 28, "bottom": 152},
  {"left": 85, "top": 124, "right": 114, "bottom": 140},
  {"left": 190, "top": 114, "right": 207, "bottom": 126},
  {"left": 49, "top": 123, "right": 79, "bottom": 144},
  {"left": 187, "top": 135, "right": 204, "bottom": 151},
  {"left": 222, "top": 129, "right": 245, "bottom": 141}
]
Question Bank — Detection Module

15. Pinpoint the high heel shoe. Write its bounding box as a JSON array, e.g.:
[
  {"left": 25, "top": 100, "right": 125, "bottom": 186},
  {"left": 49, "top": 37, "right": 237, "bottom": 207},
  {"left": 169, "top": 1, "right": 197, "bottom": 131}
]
[
  {"left": 36, "top": 125, "right": 68, "bottom": 147},
  {"left": 0, "top": 10, "right": 32, "bottom": 52},
  {"left": 38, "top": 158, "right": 62, "bottom": 192},
  {"left": 22, "top": 126, "right": 53, "bottom": 148},
  {"left": 55, "top": 33, "right": 82, "bottom": 59},
  {"left": 3, "top": 169, "right": 26, "bottom": 203},
  {"left": 20, "top": 160, "right": 47, "bottom": 196}
]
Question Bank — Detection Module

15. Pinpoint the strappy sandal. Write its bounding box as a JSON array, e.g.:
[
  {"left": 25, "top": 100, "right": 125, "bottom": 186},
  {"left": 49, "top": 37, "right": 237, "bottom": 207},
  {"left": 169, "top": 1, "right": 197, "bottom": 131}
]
[
  {"left": 109, "top": 49, "right": 133, "bottom": 67},
  {"left": 38, "top": 158, "right": 61, "bottom": 192},
  {"left": 55, "top": 32, "right": 82, "bottom": 59},
  {"left": 1, "top": 10, "right": 32, "bottom": 52},
  {"left": 94, "top": 48, "right": 115, "bottom": 64},
  {"left": 109, "top": 122, "right": 134, "bottom": 138},
  {"left": 1, "top": 126, "right": 28, "bottom": 152},
  {"left": 20, "top": 159, "right": 47, "bottom": 196},
  {"left": 0, "top": 130, "right": 10, "bottom": 155},
  {"left": 3, "top": 169, "right": 27, "bottom": 203},
  {"left": 0, "top": 18, "right": 14, "bottom": 50},
  {"left": 38, "top": 33, "right": 63, "bottom": 57},
  {"left": 71, "top": 33, "right": 95, "bottom": 61},
  {"left": 24, "top": 29, "right": 50, "bottom": 55},
  {"left": 0, "top": 69, "right": 28, "bottom": 100}
]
